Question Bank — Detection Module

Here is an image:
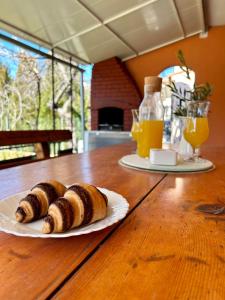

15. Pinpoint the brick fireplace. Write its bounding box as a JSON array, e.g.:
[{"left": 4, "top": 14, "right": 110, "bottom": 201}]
[{"left": 91, "top": 57, "right": 142, "bottom": 131}]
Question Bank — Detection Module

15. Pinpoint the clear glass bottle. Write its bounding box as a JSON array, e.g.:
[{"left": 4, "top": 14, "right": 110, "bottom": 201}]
[{"left": 138, "top": 76, "right": 164, "bottom": 158}]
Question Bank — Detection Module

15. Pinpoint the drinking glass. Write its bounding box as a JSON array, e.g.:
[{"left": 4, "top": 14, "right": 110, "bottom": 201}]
[
  {"left": 131, "top": 109, "right": 140, "bottom": 153},
  {"left": 183, "top": 100, "right": 210, "bottom": 161},
  {"left": 171, "top": 116, "right": 193, "bottom": 160},
  {"left": 131, "top": 109, "right": 140, "bottom": 141}
]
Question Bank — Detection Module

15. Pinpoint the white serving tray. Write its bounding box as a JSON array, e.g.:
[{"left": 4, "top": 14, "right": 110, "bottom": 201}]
[
  {"left": 119, "top": 154, "right": 214, "bottom": 173},
  {"left": 0, "top": 188, "right": 129, "bottom": 238}
]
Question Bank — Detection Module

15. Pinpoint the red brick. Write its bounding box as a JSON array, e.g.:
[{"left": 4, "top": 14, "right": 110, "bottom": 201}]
[{"left": 91, "top": 57, "right": 142, "bottom": 130}]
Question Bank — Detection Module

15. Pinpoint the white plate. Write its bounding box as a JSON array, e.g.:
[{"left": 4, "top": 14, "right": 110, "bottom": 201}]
[
  {"left": 119, "top": 154, "right": 214, "bottom": 173},
  {"left": 0, "top": 188, "right": 129, "bottom": 238}
]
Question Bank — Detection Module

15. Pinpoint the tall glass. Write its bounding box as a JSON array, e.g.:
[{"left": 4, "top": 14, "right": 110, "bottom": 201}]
[
  {"left": 131, "top": 109, "right": 139, "bottom": 142},
  {"left": 171, "top": 116, "right": 193, "bottom": 160},
  {"left": 131, "top": 109, "right": 140, "bottom": 153},
  {"left": 183, "top": 100, "right": 210, "bottom": 161}
]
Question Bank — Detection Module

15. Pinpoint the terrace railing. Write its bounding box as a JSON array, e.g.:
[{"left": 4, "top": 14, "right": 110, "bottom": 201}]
[{"left": 0, "top": 130, "right": 72, "bottom": 169}]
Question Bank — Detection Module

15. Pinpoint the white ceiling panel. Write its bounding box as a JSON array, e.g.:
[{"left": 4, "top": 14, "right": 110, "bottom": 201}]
[
  {"left": 205, "top": 0, "right": 225, "bottom": 26},
  {"left": 81, "top": 0, "right": 152, "bottom": 22},
  {"left": 33, "top": 6, "right": 99, "bottom": 45},
  {"left": 0, "top": 0, "right": 220, "bottom": 64},
  {"left": 174, "top": 0, "right": 198, "bottom": 11},
  {"left": 109, "top": 0, "right": 183, "bottom": 52},
  {"left": 0, "top": 0, "right": 98, "bottom": 45},
  {"left": 60, "top": 26, "right": 134, "bottom": 63},
  {"left": 178, "top": 7, "right": 203, "bottom": 35},
  {"left": 175, "top": 0, "right": 203, "bottom": 35}
]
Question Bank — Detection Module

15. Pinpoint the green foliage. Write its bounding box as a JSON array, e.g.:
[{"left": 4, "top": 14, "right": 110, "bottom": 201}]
[
  {"left": 177, "top": 49, "right": 190, "bottom": 79},
  {"left": 0, "top": 147, "right": 34, "bottom": 160},
  {"left": 191, "top": 82, "right": 212, "bottom": 101},
  {"left": 0, "top": 49, "right": 90, "bottom": 159},
  {"left": 173, "top": 107, "right": 187, "bottom": 117},
  {"left": 167, "top": 50, "right": 213, "bottom": 116},
  {"left": 0, "top": 64, "right": 11, "bottom": 87}
]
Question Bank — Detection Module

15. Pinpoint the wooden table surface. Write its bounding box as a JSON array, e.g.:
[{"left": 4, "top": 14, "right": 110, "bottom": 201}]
[{"left": 0, "top": 143, "right": 224, "bottom": 300}]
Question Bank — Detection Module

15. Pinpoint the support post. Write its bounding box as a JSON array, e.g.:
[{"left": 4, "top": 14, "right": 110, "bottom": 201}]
[
  {"left": 34, "top": 142, "right": 50, "bottom": 159},
  {"left": 52, "top": 49, "right": 56, "bottom": 155},
  {"left": 69, "top": 57, "right": 74, "bottom": 151},
  {"left": 36, "top": 78, "right": 41, "bottom": 129},
  {"left": 80, "top": 72, "right": 85, "bottom": 152}
]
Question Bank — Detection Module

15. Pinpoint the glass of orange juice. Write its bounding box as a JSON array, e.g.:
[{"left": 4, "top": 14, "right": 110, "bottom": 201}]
[{"left": 183, "top": 101, "right": 210, "bottom": 161}]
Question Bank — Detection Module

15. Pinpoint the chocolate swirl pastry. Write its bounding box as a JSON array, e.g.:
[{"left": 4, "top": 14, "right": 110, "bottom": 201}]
[
  {"left": 42, "top": 183, "right": 108, "bottom": 233},
  {"left": 15, "top": 180, "right": 66, "bottom": 223}
]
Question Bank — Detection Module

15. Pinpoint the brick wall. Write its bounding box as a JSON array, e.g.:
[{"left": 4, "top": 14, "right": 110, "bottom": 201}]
[{"left": 91, "top": 57, "right": 142, "bottom": 131}]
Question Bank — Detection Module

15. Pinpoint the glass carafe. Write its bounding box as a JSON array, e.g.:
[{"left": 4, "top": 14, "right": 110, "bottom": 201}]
[{"left": 138, "top": 76, "right": 164, "bottom": 158}]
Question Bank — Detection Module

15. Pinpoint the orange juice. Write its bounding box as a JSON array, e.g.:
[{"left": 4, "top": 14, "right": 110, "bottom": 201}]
[
  {"left": 184, "top": 117, "right": 209, "bottom": 148},
  {"left": 137, "top": 120, "right": 163, "bottom": 157},
  {"left": 131, "top": 122, "right": 139, "bottom": 141}
]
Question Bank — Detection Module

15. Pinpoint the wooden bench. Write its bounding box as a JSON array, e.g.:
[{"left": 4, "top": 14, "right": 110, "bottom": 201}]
[{"left": 0, "top": 130, "right": 72, "bottom": 169}]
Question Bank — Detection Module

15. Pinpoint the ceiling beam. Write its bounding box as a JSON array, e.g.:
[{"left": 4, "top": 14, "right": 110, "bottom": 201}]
[
  {"left": 199, "top": 0, "right": 207, "bottom": 33},
  {"left": 53, "top": 0, "right": 159, "bottom": 51},
  {"left": 53, "top": 23, "right": 102, "bottom": 48},
  {"left": 73, "top": 0, "right": 138, "bottom": 55},
  {"left": 122, "top": 30, "right": 202, "bottom": 62},
  {"left": 170, "top": 0, "right": 186, "bottom": 37},
  {"left": 0, "top": 32, "right": 86, "bottom": 71},
  {"left": 0, "top": 18, "right": 90, "bottom": 65},
  {"left": 0, "top": 18, "right": 52, "bottom": 48},
  {"left": 103, "top": 0, "right": 158, "bottom": 24}
]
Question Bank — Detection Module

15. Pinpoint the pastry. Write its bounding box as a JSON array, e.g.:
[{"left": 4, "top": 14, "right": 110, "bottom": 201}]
[
  {"left": 42, "top": 183, "right": 108, "bottom": 233},
  {"left": 15, "top": 180, "right": 66, "bottom": 223}
]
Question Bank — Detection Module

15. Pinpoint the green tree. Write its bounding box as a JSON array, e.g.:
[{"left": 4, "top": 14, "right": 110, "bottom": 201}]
[{"left": 0, "top": 47, "right": 90, "bottom": 151}]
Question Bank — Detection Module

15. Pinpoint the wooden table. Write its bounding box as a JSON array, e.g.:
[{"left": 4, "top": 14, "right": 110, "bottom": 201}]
[{"left": 0, "top": 143, "right": 224, "bottom": 300}]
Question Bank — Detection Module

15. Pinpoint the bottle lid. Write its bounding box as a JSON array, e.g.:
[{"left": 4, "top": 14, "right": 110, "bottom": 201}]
[{"left": 144, "top": 76, "right": 162, "bottom": 92}]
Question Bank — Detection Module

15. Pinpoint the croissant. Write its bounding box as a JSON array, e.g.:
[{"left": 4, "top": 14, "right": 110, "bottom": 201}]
[
  {"left": 42, "top": 183, "right": 108, "bottom": 233},
  {"left": 15, "top": 180, "right": 66, "bottom": 223}
]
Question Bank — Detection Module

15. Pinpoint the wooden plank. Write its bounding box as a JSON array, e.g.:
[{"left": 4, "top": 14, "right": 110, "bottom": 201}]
[
  {"left": 0, "top": 143, "right": 164, "bottom": 300},
  {"left": 54, "top": 148, "right": 225, "bottom": 300},
  {"left": 0, "top": 130, "right": 72, "bottom": 146}
]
